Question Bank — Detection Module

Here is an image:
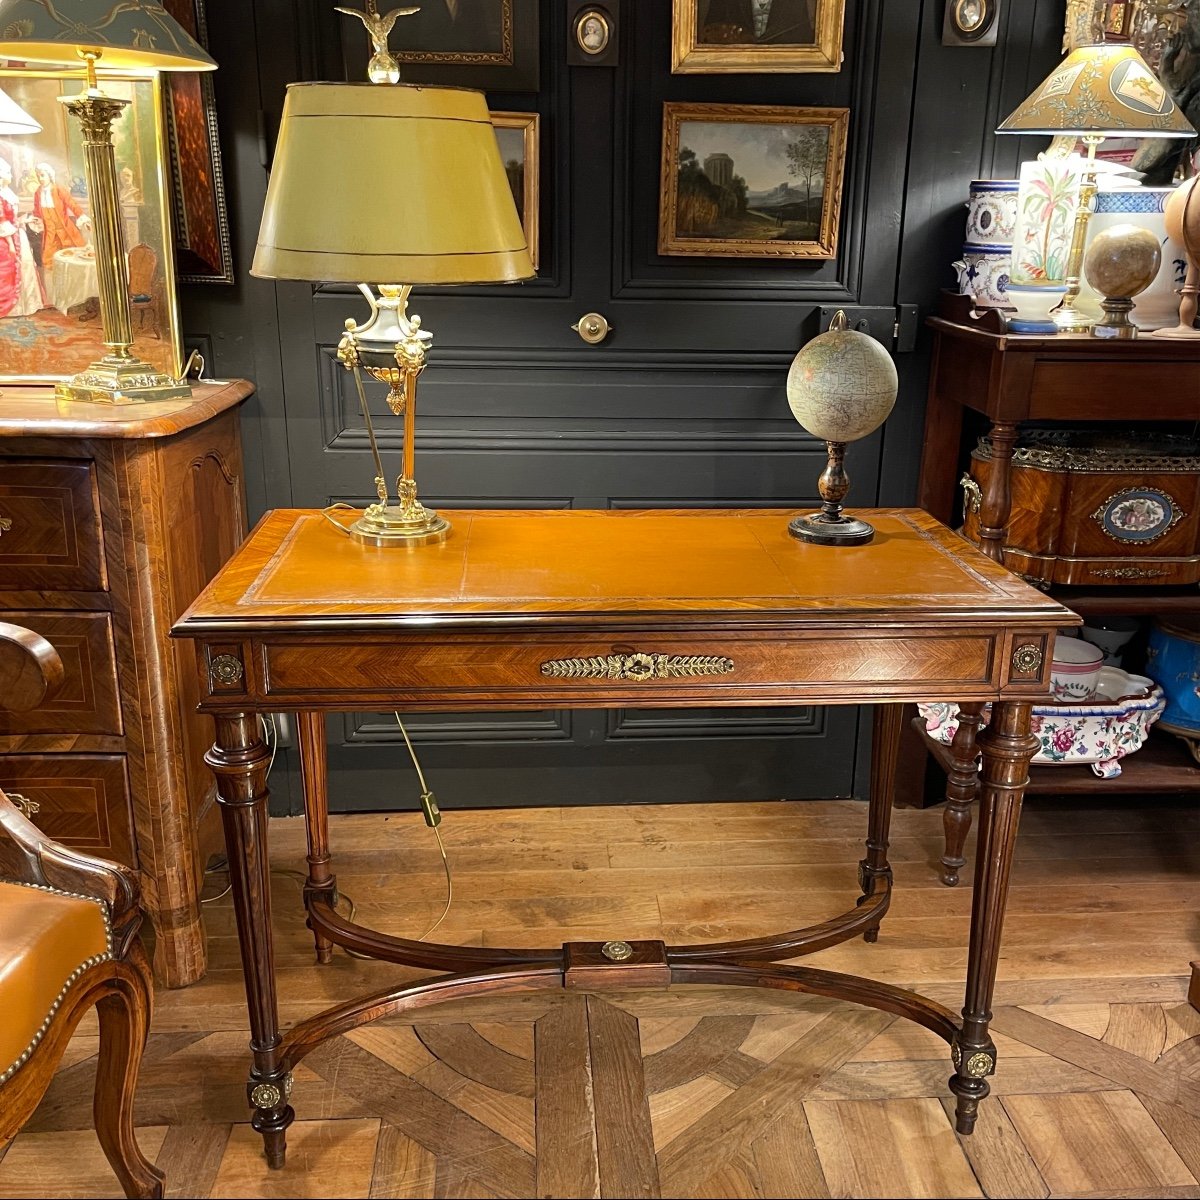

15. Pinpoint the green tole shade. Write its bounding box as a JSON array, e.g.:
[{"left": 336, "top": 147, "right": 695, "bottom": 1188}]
[
  {"left": 998, "top": 42, "right": 1196, "bottom": 138},
  {"left": 252, "top": 82, "right": 535, "bottom": 286},
  {"left": 0, "top": 0, "right": 216, "bottom": 72}
]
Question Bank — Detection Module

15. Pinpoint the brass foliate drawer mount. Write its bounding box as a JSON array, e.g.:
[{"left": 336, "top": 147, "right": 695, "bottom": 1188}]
[{"left": 540, "top": 652, "right": 735, "bottom": 681}]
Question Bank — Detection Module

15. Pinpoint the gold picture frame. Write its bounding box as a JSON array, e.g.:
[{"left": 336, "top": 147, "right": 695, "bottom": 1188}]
[
  {"left": 658, "top": 102, "right": 849, "bottom": 260},
  {"left": 491, "top": 111, "right": 540, "bottom": 271},
  {"left": 672, "top": 0, "right": 846, "bottom": 73}
]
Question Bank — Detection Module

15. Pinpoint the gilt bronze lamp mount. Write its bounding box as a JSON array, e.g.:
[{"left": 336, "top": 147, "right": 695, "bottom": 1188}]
[{"left": 336, "top": 284, "right": 449, "bottom": 547}]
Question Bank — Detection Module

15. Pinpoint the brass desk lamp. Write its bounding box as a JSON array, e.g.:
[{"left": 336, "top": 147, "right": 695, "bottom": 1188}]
[
  {"left": 251, "top": 6, "right": 534, "bottom": 548},
  {"left": 0, "top": 0, "right": 216, "bottom": 404},
  {"left": 998, "top": 42, "right": 1195, "bottom": 334}
]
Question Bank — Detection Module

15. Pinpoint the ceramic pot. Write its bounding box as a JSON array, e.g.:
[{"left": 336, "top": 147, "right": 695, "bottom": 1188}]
[
  {"left": 919, "top": 667, "right": 1164, "bottom": 779},
  {"left": 1078, "top": 188, "right": 1186, "bottom": 329},
  {"left": 1145, "top": 618, "right": 1200, "bottom": 762},
  {"left": 1004, "top": 281, "right": 1067, "bottom": 333},
  {"left": 952, "top": 243, "right": 1013, "bottom": 308},
  {"left": 1050, "top": 633, "right": 1103, "bottom": 701},
  {"left": 1079, "top": 615, "right": 1141, "bottom": 666},
  {"left": 966, "top": 179, "right": 1019, "bottom": 246}
]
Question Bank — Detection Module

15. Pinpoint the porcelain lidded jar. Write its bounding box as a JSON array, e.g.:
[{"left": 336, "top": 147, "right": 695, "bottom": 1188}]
[{"left": 966, "top": 179, "right": 1020, "bottom": 246}]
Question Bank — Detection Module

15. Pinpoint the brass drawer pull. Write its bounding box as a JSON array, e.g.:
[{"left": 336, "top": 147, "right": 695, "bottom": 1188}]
[
  {"left": 7, "top": 792, "right": 40, "bottom": 817},
  {"left": 0, "top": 515, "right": 11, "bottom": 536},
  {"left": 541, "top": 652, "right": 735, "bottom": 681}
]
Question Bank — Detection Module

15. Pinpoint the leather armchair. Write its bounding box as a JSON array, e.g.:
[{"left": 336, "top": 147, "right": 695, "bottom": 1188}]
[{"left": 0, "top": 622, "right": 163, "bottom": 1198}]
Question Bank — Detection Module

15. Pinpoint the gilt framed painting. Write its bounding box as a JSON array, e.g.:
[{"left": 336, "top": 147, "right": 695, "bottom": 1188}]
[
  {"left": 341, "top": 0, "right": 539, "bottom": 92},
  {"left": 0, "top": 70, "right": 182, "bottom": 384},
  {"left": 491, "top": 111, "right": 540, "bottom": 271},
  {"left": 162, "top": 0, "right": 234, "bottom": 284},
  {"left": 672, "top": 0, "right": 846, "bottom": 73},
  {"left": 658, "top": 103, "right": 849, "bottom": 260}
]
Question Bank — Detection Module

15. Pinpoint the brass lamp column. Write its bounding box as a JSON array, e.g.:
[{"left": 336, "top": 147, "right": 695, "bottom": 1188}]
[
  {"left": 997, "top": 42, "right": 1196, "bottom": 333},
  {"left": 62, "top": 56, "right": 188, "bottom": 403},
  {"left": 0, "top": 0, "right": 217, "bottom": 403}
]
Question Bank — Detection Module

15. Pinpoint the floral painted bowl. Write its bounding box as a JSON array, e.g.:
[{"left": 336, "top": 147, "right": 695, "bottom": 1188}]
[{"left": 918, "top": 668, "right": 1165, "bottom": 779}]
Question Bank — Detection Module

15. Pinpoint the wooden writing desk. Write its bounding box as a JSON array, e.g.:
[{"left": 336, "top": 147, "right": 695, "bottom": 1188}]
[{"left": 172, "top": 507, "right": 1077, "bottom": 1168}]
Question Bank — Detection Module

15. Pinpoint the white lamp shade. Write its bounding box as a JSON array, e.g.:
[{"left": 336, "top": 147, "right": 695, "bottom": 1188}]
[{"left": 0, "top": 86, "right": 38, "bottom": 134}]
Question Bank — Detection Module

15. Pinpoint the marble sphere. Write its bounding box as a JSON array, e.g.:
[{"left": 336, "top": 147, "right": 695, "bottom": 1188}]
[
  {"left": 786, "top": 323, "right": 898, "bottom": 444},
  {"left": 1083, "top": 223, "right": 1162, "bottom": 300}
]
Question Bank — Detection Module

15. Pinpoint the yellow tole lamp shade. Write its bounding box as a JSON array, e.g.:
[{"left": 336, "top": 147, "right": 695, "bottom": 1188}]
[
  {"left": 997, "top": 42, "right": 1196, "bottom": 138},
  {"left": 0, "top": 0, "right": 216, "bottom": 71},
  {"left": 252, "top": 82, "right": 534, "bottom": 286}
]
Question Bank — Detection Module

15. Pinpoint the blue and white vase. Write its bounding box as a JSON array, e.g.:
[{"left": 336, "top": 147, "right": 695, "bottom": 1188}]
[
  {"left": 953, "top": 242, "right": 1013, "bottom": 308},
  {"left": 966, "top": 179, "right": 1020, "bottom": 247}
]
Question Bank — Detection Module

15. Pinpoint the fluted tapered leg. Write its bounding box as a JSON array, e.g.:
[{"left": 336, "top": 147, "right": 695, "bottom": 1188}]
[
  {"left": 950, "top": 699, "right": 1035, "bottom": 1134},
  {"left": 297, "top": 711, "right": 336, "bottom": 964},
  {"left": 206, "top": 714, "right": 294, "bottom": 1168}
]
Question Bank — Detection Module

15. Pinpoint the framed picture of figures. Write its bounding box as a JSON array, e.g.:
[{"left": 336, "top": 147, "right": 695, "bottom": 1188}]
[
  {"left": 340, "top": 0, "right": 539, "bottom": 92},
  {"left": 658, "top": 103, "right": 849, "bottom": 260},
  {"left": 491, "top": 112, "right": 540, "bottom": 271},
  {"left": 672, "top": 0, "right": 846, "bottom": 73},
  {"left": 0, "top": 70, "right": 182, "bottom": 384},
  {"left": 162, "top": 0, "right": 234, "bottom": 284}
]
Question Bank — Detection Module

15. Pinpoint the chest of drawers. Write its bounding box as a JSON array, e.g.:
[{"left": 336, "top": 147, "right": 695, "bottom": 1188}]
[{"left": 0, "top": 381, "right": 252, "bottom": 987}]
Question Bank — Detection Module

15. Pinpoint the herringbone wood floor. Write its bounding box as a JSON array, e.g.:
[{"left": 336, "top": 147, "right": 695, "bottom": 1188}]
[{"left": 4, "top": 795, "right": 1200, "bottom": 1198}]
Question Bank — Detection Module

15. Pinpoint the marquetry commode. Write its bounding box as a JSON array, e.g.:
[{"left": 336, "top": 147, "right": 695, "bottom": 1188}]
[
  {"left": 0, "top": 381, "right": 252, "bottom": 987},
  {"left": 172, "top": 506, "right": 1077, "bottom": 1166}
]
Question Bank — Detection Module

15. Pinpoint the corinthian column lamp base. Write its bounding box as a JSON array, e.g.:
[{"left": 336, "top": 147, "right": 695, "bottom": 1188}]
[{"left": 57, "top": 355, "right": 191, "bottom": 406}]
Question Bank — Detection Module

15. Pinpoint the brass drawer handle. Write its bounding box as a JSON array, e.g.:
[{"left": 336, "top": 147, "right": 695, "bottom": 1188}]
[
  {"left": 0, "top": 515, "right": 11, "bottom": 536},
  {"left": 572, "top": 312, "right": 612, "bottom": 344},
  {"left": 7, "top": 792, "right": 40, "bottom": 818},
  {"left": 541, "top": 652, "right": 734, "bottom": 681}
]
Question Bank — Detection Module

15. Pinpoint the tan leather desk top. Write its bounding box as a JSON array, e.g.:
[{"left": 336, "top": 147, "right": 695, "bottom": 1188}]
[{"left": 176, "top": 507, "right": 1072, "bottom": 631}]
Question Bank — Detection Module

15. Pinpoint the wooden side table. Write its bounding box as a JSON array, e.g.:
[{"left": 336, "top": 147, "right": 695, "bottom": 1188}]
[
  {"left": 173, "top": 506, "right": 1076, "bottom": 1165},
  {"left": 897, "top": 298, "right": 1200, "bottom": 889},
  {"left": 0, "top": 381, "right": 252, "bottom": 987}
]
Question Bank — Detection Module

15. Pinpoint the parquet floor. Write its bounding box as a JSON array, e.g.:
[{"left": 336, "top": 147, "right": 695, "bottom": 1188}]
[{"left": 5, "top": 796, "right": 1200, "bottom": 1198}]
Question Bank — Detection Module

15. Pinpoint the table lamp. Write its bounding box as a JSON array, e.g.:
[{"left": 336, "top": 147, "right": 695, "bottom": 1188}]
[
  {"left": 0, "top": 0, "right": 215, "bottom": 403},
  {"left": 252, "top": 10, "right": 534, "bottom": 548},
  {"left": 997, "top": 42, "right": 1196, "bottom": 333}
]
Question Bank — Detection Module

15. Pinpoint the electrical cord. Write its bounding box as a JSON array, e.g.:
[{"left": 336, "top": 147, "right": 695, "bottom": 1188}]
[{"left": 201, "top": 712, "right": 454, "bottom": 950}]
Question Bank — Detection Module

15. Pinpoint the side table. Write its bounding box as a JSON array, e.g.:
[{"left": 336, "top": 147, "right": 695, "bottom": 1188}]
[
  {"left": 892, "top": 298, "right": 1200, "bottom": 890},
  {"left": 0, "top": 381, "right": 252, "bottom": 987}
]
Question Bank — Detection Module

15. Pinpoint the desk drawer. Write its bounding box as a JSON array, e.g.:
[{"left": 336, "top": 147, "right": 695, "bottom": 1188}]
[
  {"left": 0, "top": 755, "right": 133, "bottom": 866},
  {"left": 257, "top": 631, "right": 1000, "bottom": 707},
  {"left": 0, "top": 459, "right": 105, "bottom": 591}
]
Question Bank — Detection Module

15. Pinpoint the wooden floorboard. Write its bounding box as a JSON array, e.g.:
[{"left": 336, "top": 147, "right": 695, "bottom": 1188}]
[{"left": 5, "top": 796, "right": 1200, "bottom": 1198}]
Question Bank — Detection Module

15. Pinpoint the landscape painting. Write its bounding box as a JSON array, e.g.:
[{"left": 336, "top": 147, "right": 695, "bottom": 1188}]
[
  {"left": 658, "top": 103, "right": 849, "bottom": 259},
  {"left": 0, "top": 71, "right": 181, "bottom": 383}
]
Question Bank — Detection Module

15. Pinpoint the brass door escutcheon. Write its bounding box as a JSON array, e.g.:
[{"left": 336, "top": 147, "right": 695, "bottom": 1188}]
[{"left": 572, "top": 313, "right": 611, "bottom": 344}]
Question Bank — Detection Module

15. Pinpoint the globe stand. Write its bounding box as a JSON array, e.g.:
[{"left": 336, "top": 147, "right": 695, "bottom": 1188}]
[{"left": 788, "top": 441, "right": 875, "bottom": 546}]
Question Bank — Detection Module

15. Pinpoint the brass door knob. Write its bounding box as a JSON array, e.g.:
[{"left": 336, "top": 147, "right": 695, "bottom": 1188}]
[{"left": 572, "top": 312, "right": 611, "bottom": 344}]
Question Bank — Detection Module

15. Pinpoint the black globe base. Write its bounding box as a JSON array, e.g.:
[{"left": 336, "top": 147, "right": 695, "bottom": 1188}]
[{"left": 788, "top": 512, "right": 875, "bottom": 546}]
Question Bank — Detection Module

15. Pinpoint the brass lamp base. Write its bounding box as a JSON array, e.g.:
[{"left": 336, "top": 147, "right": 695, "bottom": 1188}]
[
  {"left": 56, "top": 355, "right": 191, "bottom": 405},
  {"left": 1052, "top": 301, "right": 1095, "bottom": 334},
  {"left": 349, "top": 502, "right": 450, "bottom": 547}
]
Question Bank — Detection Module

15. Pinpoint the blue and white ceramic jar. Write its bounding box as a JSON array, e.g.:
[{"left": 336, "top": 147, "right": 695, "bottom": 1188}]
[
  {"left": 953, "top": 243, "right": 1012, "bottom": 308},
  {"left": 966, "top": 179, "right": 1020, "bottom": 247}
]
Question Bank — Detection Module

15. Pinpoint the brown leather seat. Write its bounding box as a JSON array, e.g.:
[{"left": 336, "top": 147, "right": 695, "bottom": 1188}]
[
  {"left": 0, "top": 880, "right": 111, "bottom": 1082},
  {"left": 0, "top": 620, "right": 163, "bottom": 1198}
]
